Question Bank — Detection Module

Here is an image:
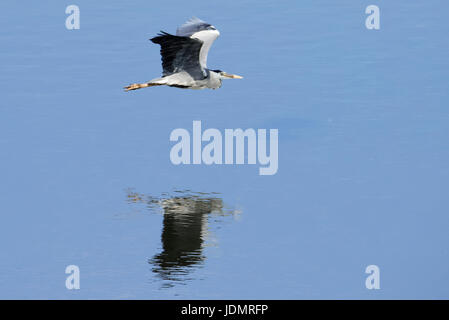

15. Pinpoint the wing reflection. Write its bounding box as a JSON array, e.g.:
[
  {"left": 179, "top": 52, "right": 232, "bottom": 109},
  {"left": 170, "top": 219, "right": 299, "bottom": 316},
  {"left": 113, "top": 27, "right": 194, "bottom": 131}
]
[{"left": 126, "top": 189, "right": 239, "bottom": 285}]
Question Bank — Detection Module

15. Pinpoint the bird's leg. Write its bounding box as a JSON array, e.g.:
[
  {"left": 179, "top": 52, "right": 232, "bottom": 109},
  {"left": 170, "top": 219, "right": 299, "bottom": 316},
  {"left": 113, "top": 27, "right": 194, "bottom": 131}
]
[{"left": 124, "top": 82, "right": 162, "bottom": 92}]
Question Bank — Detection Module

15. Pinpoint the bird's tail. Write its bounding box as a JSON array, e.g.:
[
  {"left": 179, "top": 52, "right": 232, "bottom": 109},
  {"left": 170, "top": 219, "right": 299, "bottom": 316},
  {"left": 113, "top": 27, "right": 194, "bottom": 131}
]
[{"left": 124, "top": 82, "right": 163, "bottom": 92}]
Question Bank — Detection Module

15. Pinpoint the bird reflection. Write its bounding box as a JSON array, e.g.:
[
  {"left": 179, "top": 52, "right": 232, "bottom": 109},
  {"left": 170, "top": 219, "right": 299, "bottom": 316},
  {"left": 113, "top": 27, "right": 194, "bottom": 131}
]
[{"left": 126, "top": 189, "right": 238, "bottom": 286}]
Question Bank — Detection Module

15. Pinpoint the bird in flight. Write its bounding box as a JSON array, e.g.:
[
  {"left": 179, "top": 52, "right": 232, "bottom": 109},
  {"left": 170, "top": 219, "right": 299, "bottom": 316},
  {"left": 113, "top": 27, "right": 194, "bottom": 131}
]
[{"left": 124, "top": 18, "right": 242, "bottom": 91}]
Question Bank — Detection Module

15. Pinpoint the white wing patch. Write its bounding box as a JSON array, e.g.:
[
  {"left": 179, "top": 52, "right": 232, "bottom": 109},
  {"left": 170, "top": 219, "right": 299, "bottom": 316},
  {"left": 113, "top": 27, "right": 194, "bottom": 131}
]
[
  {"left": 176, "top": 17, "right": 207, "bottom": 36},
  {"left": 190, "top": 29, "right": 220, "bottom": 69}
]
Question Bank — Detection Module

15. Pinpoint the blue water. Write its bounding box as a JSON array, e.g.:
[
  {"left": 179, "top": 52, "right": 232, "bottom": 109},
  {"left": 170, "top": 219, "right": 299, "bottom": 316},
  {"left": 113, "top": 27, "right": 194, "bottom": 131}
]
[{"left": 0, "top": 1, "right": 448, "bottom": 299}]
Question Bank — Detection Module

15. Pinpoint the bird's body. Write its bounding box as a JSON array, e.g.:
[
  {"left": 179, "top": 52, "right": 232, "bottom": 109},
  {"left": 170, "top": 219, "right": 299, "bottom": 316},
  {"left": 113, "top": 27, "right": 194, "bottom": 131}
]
[
  {"left": 146, "top": 69, "right": 223, "bottom": 90},
  {"left": 124, "top": 18, "right": 242, "bottom": 91}
]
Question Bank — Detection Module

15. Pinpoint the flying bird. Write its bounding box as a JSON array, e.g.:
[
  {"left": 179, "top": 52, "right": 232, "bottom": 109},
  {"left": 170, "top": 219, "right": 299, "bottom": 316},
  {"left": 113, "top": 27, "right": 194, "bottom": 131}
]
[{"left": 124, "top": 18, "right": 242, "bottom": 91}]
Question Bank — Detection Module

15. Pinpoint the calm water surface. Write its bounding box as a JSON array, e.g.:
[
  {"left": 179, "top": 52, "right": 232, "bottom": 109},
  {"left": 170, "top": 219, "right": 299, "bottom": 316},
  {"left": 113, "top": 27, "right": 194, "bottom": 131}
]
[{"left": 0, "top": 1, "right": 448, "bottom": 298}]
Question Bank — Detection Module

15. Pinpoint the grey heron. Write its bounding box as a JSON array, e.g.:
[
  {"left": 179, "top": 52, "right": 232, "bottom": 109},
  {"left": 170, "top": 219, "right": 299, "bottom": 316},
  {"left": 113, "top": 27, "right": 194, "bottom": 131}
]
[{"left": 124, "top": 18, "right": 242, "bottom": 91}]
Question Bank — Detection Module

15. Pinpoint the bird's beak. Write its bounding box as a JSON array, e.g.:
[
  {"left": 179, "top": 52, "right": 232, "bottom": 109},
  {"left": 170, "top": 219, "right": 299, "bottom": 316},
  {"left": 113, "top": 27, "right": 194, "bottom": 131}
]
[{"left": 222, "top": 72, "right": 243, "bottom": 79}]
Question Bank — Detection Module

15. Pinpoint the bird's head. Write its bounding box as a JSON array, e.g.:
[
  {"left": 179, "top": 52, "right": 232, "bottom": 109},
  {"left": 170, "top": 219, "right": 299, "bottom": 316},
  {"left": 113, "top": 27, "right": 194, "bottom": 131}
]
[{"left": 211, "top": 69, "right": 243, "bottom": 80}]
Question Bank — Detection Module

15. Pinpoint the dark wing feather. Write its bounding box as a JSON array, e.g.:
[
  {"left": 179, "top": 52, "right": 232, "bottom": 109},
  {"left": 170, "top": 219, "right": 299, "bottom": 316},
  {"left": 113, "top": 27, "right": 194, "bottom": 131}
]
[{"left": 150, "top": 32, "right": 205, "bottom": 79}]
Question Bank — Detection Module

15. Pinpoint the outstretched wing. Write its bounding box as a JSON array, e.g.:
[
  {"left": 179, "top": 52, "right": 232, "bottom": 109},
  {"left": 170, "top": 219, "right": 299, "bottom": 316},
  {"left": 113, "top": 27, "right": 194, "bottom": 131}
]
[
  {"left": 151, "top": 32, "right": 205, "bottom": 79},
  {"left": 176, "top": 17, "right": 213, "bottom": 37},
  {"left": 176, "top": 17, "right": 220, "bottom": 69}
]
